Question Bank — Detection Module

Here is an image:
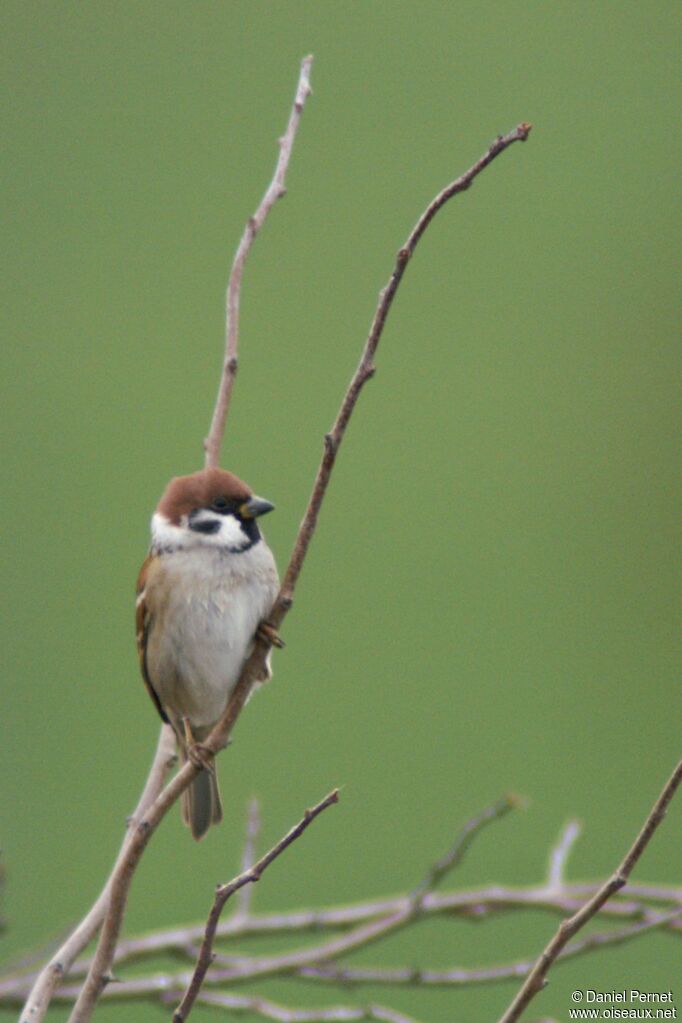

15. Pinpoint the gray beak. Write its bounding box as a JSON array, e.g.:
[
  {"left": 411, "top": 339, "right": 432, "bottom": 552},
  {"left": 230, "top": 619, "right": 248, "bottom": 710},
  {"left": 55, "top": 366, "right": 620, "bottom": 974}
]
[{"left": 240, "top": 495, "right": 275, "bottom": 519}]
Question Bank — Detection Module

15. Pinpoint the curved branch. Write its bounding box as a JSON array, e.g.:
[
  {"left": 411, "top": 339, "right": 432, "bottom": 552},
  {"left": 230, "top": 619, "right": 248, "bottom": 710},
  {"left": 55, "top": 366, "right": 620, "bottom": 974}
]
[
  {"left": 4, "top": 787, "right": 680, "bottom": 1019},
  {"left": 66, "top": 121, "right": 532, "bottom": 1023},
  {"left": 6, "top": 877, "right": 674, "bottom": 998},
  {"left": 498, "top": 757, "right": 682, "bottom": 1023},
  {"left": 273, "top": 121, "right": 532, "bottom": 611},
  {"left": 173, "top": 789, "right": 339, "bottom": 1022},
  {"left": 204, "top": 55, "right": 313, "bottom": 468},
  {"left": 18, "top": 725, "right": 176, "bottom": 1023},
  {"left": 179, "top": 993, "right": 421, "bottom": 1023}
]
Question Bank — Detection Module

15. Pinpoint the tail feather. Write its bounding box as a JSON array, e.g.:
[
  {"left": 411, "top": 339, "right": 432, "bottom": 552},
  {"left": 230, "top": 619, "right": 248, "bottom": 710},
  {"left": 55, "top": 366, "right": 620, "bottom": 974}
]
[{"left": 181, "top": 764, "right": 223, "bottom": 841}]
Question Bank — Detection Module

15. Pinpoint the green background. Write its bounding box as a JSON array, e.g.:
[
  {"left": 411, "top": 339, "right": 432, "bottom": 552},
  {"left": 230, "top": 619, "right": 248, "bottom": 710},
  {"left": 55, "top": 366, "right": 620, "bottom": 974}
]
[{"left": 1, "top": 3, "right": 680, "bottom": 1021}]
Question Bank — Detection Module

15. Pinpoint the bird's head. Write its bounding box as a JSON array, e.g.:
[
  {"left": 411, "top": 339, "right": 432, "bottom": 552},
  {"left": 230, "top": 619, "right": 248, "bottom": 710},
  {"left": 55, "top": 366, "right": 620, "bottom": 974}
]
[{"left": 151, "top": 467, "right": 274, "bottom": 554}]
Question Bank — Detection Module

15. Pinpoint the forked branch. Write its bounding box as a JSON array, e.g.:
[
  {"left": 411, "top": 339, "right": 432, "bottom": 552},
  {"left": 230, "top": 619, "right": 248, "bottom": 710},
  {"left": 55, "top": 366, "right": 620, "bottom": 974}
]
[
  {"left": 64, "top": 118, "right": 532, "bottom": 1023},
  {"left": 5, "top": 788, "right": 680, "bottom": 1022},
  {"left": 173, "top": 789, "right": 339, "bottom": 1022}
]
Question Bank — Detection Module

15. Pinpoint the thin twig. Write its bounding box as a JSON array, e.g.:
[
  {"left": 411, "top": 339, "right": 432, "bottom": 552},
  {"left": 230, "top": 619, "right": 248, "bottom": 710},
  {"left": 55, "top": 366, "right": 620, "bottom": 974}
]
[
  {"left": 204, "top": 55, "right": 313, "bottom": 468},
  {"left": 65, "top": 60, "right": 314, "bottom": 1023},
  {"left": 191, "top": 992, "right": 422, "bottom": 1023},
  {"left": 67, "top": 119, "right": 532, "bottom": 1023},
  {"left": 411, "top": 795, "right": 518, "bottom": 901},
  {"left": 201, "top": 796, "right": 520, "bottom": 984},
  {"left": 172, "top": 789, "right": 339, "bottom": 1022},
  {"left": 18, "top": 724, "right": 176, "bottom": 1023},
  {"left": 271, "top": 121, "right": 533, "bottom": 616},
  {"left": 208, "top": 909, "right": 413, "bottom": 982},
  {"left": 546, "top": 820, "right": 581, "bottom": 891},
  {"left": 4, "top": 910, "right": 679, "bottom": 1007},
  {"left": 236, "top": 796, "right": 262, "bottom": 918},
  {"left": 297, "top": 907, "right": 682, "bottom": 987},
  {"left": 7, "top": 878, "right": 677, "bottom": 997},
  {"left": 94, "top": 879, "right": 682, "bottom": 962},
  {"left": 498, "top": 758, "right": 682, "bottom": 1023}
]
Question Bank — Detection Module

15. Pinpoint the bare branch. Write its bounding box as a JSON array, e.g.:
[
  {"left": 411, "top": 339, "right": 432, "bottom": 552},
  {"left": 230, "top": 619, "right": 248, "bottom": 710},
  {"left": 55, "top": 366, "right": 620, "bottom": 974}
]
[
  {"left": 198, "top": 796, "right": 519, "bottom": 985},
  {"left": 208, "top": 909, "right": 413, "bottom": 982},
  {"left": 271, "top": 122, "right": 533, "bottom": 615},
  {"left": 204, "top": 54, "right": 313, "bottom": 468},
  {"left": 173, "top": 788, "right": 339, "bottom": 1022},
  {"left": 65, "top": 59, "right": 314, "bottom": 1023},
  {"left": 18, "top": 724, "right": 176, "bottom": 1023},
  {"left": 4, "top": 910, "right": 679, "bottom": 1007},
  {"left": 8, "top": 878, "right": 677, "bottom": 1000},
  {"left": 66, "top": 119, "right": 533, "bottom": 1023},
  {"left": 546, "top": 819, "right": 581, "bottom": 891},
  {"left": 191, "top": 992, "right": 422, "bottom": 1023},
  {"left": 411, "top": 795, "right": 518, "bottom": 901},
  {"left": 498, "top": 757, "right": 682, "bottom": 1023},
  {"left": 297, "top": 907, "right": 682, "bottom": 987},
  {"left": 236, "top": 796, "right": 262, "bottom": 918},
  {"left": 95, "top": 879, "right": 679, "bottom": 962},
  {"left": 3, "top": 794, "right": 680, "bottom": 1019}
]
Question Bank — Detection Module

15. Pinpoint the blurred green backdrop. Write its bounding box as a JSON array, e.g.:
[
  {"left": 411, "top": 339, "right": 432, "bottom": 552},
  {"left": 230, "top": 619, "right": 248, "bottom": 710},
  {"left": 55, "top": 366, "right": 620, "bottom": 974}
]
[{"left": 1, "top": 3, "right": 680, "bottom": 1021}]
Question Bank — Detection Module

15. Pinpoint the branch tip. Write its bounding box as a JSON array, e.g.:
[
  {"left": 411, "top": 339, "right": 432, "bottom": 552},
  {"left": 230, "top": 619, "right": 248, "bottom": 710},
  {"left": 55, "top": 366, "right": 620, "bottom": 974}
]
[
  {"left": 506, "top": 792, "right": 529, "bottom": 811},
  {"left": 203, "top": 55, "right": 314, "bottom": 468},
  {"left": 173, "top": 788, "right": 339, "bottom": 1020}
]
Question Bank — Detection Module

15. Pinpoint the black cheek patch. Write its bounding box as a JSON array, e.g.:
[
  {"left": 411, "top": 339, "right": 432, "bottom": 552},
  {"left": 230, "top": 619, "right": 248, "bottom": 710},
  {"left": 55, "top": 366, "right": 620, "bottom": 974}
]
[{"left": 189, "top": 517, "right": 222, "bottom": 535}]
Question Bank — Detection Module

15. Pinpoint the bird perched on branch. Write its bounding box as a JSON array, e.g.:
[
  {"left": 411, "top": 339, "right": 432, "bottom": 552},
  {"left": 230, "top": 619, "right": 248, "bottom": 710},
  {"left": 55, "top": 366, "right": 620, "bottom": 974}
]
[{"left": 136, "top": 467, "right": 280, "bottom": 839}]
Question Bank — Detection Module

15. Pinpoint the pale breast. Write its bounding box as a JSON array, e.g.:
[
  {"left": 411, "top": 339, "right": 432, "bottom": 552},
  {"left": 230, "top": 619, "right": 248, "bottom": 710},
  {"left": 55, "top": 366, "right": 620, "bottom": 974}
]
[{"left": 145, "top": 543, "right": 279, "bottom": 733}]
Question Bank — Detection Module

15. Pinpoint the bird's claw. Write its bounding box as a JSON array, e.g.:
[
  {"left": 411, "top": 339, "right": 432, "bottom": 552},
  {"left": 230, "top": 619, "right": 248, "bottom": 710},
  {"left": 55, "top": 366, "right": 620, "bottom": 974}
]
[
  {"left": 182, "top": 716, "right": 216, "bottom": 775},
  {"left": 187, "top": 742, "right": 216, "bottom": 776},
  {"left": 257, "top": 621, "right": 285, "bottom": 649}
]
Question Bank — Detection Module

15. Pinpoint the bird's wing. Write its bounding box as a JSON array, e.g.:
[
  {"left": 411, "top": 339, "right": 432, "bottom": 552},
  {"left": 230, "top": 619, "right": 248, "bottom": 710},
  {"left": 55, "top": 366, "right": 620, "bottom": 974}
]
[{"left": 136, "top": 554, "right": 169, "bottom": 724}]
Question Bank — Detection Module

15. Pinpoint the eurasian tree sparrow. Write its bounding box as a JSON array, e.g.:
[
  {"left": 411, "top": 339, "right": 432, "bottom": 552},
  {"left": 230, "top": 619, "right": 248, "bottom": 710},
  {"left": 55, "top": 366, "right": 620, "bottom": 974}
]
[{"left": 136, "top": 467, "right": 279, "bottom": 840}]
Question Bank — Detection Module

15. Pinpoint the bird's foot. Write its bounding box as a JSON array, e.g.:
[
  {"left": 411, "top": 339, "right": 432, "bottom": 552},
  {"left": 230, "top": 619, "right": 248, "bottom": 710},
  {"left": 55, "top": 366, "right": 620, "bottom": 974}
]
[
  {"left": 182, "top": 717, "right": 216, "bottom": 776},
  {"left": 257, "top": 620, "right": 285, "bottom": 649}
]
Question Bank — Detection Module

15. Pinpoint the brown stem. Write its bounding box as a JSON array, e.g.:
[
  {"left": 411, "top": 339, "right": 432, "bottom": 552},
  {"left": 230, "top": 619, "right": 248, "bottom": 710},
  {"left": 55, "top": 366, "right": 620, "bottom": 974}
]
[
  {"left": 297, "top": 907, "right": 682, "bottom": 987},
  {"left": 204, "top": 55, "right": 313, "bottom": 468},
  {"left": 10, "top": 878, "right": 676, "bottom": 997},
  {"left": 172, "top": 789, "right": 339, "bottom": 1022},
  {"left": 18, "top": 725, "right": 175, "bottom": 1023},
  {"left": 273, "top": 122, "right": 532, "bottom": 611},
  {"left": 498, "top": 758, "right": 682, "bottom": 1023}
]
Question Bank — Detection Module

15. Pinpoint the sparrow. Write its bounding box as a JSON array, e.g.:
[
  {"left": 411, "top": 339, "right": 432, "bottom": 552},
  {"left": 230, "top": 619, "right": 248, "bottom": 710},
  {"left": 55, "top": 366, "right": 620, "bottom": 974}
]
[{"left": 136, "top": 467, "right": 280, "bottom": 840}]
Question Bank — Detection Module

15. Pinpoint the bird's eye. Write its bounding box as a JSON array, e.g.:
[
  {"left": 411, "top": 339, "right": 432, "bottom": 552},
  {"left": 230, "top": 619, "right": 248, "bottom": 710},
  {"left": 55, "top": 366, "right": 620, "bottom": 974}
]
[{"left": 212, "top": 496, "right": 229, "bottom": 512}]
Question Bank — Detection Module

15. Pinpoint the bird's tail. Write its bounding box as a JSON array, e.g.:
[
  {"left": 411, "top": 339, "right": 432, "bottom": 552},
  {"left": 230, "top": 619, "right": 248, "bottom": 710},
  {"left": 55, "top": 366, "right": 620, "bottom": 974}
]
[{"left": 180, "top": 756, "right": 223, "bottom": 841}]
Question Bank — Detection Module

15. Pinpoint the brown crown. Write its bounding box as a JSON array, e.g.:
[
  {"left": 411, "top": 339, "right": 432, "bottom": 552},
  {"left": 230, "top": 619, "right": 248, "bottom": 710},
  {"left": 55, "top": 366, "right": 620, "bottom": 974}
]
[{"left": 156, "top": 468, "right": 252, "bottom": 524}]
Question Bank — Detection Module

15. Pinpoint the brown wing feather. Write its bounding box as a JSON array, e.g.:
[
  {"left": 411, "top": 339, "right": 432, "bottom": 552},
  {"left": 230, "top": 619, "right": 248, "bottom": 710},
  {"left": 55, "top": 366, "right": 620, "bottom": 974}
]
[{"left": 136, "top": 554, "right": 169, "bottom": 724}]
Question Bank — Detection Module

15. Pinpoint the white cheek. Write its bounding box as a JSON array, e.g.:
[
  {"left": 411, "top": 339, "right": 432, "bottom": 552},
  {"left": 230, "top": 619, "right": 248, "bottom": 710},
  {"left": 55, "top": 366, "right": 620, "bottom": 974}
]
[
  {"left": 214, "top": 515, "right": 247, "bottom": 548},
  {"left": 151, "top": 513, "right": 186, "bottom": 548},
  {"left": 151, "top": 511, "right": 249, "bottom": 550}
]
